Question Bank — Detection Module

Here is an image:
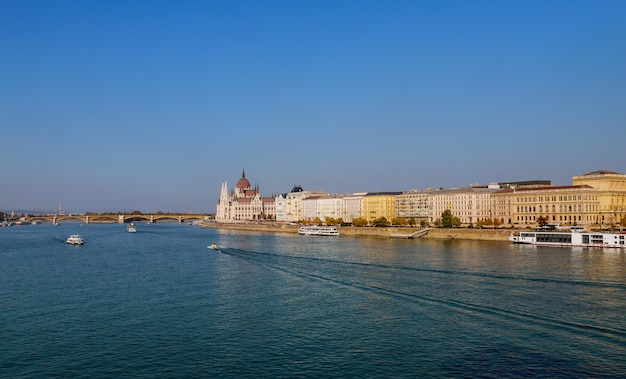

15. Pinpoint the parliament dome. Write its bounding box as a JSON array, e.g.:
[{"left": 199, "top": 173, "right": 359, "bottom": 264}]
[{"left": 236, "top": 170, "right": 251, "bottom": 189}]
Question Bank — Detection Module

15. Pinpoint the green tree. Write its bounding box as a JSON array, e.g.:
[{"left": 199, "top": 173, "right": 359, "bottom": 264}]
[
  {"left": 452, "top": 216, "right": 462, "bottom": 227},
  {"left": 313, "top": 217, "right": 322, "bottom": 225},
  {"left": 372, "top": 217, "right": 390, "bottom": 227},
  {"left": 352, "top": 217, "right": 368, "bottom": 227},
  {"left": 420, "top": 220, "right": 429, "bottom": 228},
  {"left": 441, "top": 209, "right": 453, "bottom": 228},
  {"left": 391, "top": 217, "right": 407, "bottom": 226},
  {"left": 325, "top": 217, "right": 336, "bottom": 225}
]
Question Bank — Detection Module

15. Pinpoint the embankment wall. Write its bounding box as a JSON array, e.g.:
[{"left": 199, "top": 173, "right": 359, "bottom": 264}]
[{"left": 200, "top": 222, "right": 512, "bottom": 242}]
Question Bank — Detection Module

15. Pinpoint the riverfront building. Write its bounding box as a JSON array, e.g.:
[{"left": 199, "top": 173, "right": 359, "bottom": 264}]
[
  {"left": 343, "top": 193, "right": 366, "bottom": 223},
  {"left": 215, "top": 170, "right": 275, "bottom": 222},
  {"left": 362, "top": 192, "right": 401, "bottom": 222},
  {"left": 301, "top": 195, "right": 345, "bottom": 222},
  {"left": 510, "top": 185, "right": 600, "bottom": 228},
  {"left": 572, "top": 170, "right": 626, "bottom": 227},
  {"left": 396, "top": 189, "right": 430, "bottom": 222},
  {"left": 428, "top": 187, "right": 499, "bottom": 226},
  {"left": 275, "top": 185, "right": 328, "bottom": 222}
]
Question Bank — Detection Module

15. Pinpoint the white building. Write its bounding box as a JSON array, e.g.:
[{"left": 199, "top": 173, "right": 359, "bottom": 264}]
[
  {"left": 343, "top": 193, "right": 366, "bottom": 222},
  {"left": 275, "top": 185, "right": 328, "bottom": 222},
  {"left": 301, "top": 195, "right": 346, "bottom": 222},
  {"left": 215, "top": 170, "right": 275, "bottom": 222}
]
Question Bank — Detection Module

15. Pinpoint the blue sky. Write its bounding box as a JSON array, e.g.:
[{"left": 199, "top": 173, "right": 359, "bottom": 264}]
[{"left": 1, "top": 0, "right": 625, "bottom": 213}]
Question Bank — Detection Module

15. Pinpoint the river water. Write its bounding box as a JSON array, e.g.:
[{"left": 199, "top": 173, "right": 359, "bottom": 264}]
[{"left": 1, "top": 223, "right": 625, "bottom": 378}]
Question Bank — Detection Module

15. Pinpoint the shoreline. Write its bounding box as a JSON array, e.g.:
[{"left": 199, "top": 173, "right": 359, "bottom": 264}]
[{"left": 199, "top": 222, "right": 513, "bottom": 242}]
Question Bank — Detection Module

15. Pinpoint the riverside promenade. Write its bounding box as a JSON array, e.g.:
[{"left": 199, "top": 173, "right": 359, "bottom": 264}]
[{"left": 199, "top": 222, "right": 513, "bottom": 242}]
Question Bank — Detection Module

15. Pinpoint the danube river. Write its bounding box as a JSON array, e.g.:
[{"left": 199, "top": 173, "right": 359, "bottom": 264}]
[{"left": 2, "top": 223, "right": 625, "bottom": 378}]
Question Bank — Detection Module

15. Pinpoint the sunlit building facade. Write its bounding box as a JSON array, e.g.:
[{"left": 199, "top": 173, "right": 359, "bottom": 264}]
[
  {"left": 572, "top": 170, "right": 626, "bottom": 227},
  {"left": 396, "top": 189, "right": 430, "bottom": 222},
  {"left": 511, "top": 185, "right": 600, "bottom": 228},
  {"left": 362, "top": 192, "right": 400, "bottom": 222},
  {"left": 215, "top": 170, "right": 275, "bottom": 222}
]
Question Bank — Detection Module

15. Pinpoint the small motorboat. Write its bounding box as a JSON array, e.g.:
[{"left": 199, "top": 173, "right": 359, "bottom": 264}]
[
  {"left": 126, "top": 223, "right": 137, "bottom": 233},
  {"left": 208, "top": 243, "right": 221, "bottom": 250},
  {"left": 65, "top": 234, "right": 84, "bottom": 245}
]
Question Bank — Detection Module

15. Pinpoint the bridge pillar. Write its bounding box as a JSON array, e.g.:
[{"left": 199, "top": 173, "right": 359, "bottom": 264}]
[
  {"left": 53, "top": 216, "right": 57, "bottom": 224},
  {"left": 119, "top": 214, "right": 124, "bottom": 224},
  {"left": 178, "top": 216, "right": 183, "bottom": 223},
  {"left": 85, "top": 216, "right": 89, "bottom": 224},
  {"left": 151, "top": 215, "right": 154, "bottom": 223}
]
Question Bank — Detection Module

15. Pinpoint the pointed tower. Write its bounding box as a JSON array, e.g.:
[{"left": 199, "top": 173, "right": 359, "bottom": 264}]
[{"left": 216, "top": 181, "right": 230, "bottom": 221}]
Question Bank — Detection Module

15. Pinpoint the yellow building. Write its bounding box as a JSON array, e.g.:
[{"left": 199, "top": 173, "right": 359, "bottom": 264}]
[
  {"left": 572, "top": 170, "right": 626, "bottom": 228},
  {"left": 362, "top": 192, "right": 400, "bottom": 222},
  {"left": 511, "top": 185, "right": 600, "bottom": 228}
]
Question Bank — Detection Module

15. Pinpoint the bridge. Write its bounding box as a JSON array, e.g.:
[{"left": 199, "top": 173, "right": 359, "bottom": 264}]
[{"left": 27, "top": 213, "right": 208, "bottom": 224}]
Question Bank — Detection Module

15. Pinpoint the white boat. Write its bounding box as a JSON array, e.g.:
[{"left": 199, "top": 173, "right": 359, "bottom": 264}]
[
  {"left": 126, "top": 223, "right": 137, "bottom": 233},
  {"left": 510, "top": 230, "right": 625, "bottom": 248},
  {"left": 207, "top": 243, "right": 223, "bottom": 251},
  {"left": 65, "top": 234, "right": 84, "bottom": 245},
  {"left": 298, "top": 225, "right": 340, "bottom": 236}
]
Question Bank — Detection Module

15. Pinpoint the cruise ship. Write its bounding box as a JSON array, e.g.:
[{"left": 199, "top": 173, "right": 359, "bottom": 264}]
[
  {"left": 298, "top": 225, "right": 340, "bottom": 236},
  {"left": 510, "top": 230, "right": 625, "bottom": 248}
]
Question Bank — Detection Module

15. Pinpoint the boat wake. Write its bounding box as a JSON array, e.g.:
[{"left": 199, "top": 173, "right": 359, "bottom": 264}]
[{"left": 217, "top": 247, "right": 626, "bottom": 349}]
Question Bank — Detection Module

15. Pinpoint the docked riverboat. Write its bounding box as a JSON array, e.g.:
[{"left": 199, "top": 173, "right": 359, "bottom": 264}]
[
  {"left": 510, "top": 230, "right": 625, "bottom": 248},
  {"left": 65, "top": 234, "right": 84, "bottom": 245},
  {"left": 298, "top": 225, "right": 340, "bottom": 236}
]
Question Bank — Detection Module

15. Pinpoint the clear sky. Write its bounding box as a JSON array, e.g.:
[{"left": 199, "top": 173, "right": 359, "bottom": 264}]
[{"left": 1, "top": 0, "right": 625, "bottom": 214}]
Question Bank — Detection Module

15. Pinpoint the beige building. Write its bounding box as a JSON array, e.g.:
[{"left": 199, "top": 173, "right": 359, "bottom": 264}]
[
  {"left": 572, "top": 170, "right": 626, "bottom": 227},
  {"left": 429, "top": 187, "right": 498, "bottom": 226},
  {"left": 492, "top": 189, "right": 513, "bottom": 226},
  {"left": 275, "top": 185, "right": 328, "bottom": 222},
  {"left": 396, "top": 189, "right": 430, "bottom": 222},
  {"left": 362, "top": 192, "right": 400, "bottom": 222},
  {"left": 511, "top": 185, "right": 600, "bottom": 228}
]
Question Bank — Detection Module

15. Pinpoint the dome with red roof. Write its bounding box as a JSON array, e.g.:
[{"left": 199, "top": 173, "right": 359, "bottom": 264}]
[{"left": 236, "top": 169, "right": 251, "bottom": 189}]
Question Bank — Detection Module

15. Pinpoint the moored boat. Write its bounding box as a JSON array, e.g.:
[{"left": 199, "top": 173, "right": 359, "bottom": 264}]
[
  {"left": 65, "top": 234, "right": 84, "bottom": 245},
  {"left": 510, "top": 230, "right": 625, "bottom": 248},
  {"left": 298, "top": 225, "right": 340, "bottom": 236}
]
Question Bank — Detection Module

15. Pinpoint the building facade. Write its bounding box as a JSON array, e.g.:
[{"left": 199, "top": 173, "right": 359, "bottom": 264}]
[
  {"left": 572, "top": 170, "right": 626, "bottom": 227},
  {"left": 510, "top": 185, "right": 600, "bottom": 228},
  {"left": 362, "top": 192, "right": 401, "bottom": 222},
  {"left": 343, "top": 193, "right": 366, "bottom": 222},
  {"left": 429, "top": 187, "right": 499, "bottom": 226},
  {"left": 215, "top": 170, "right": 275, "bottom": 222},
  {"left": 396, "top": 189, "right": 430, "bottom": 222}
]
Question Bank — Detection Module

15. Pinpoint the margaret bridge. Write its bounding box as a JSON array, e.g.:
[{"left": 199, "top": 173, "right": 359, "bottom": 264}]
[{"left": 27, "top": 213, "right": 208, "bottom": 224}]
